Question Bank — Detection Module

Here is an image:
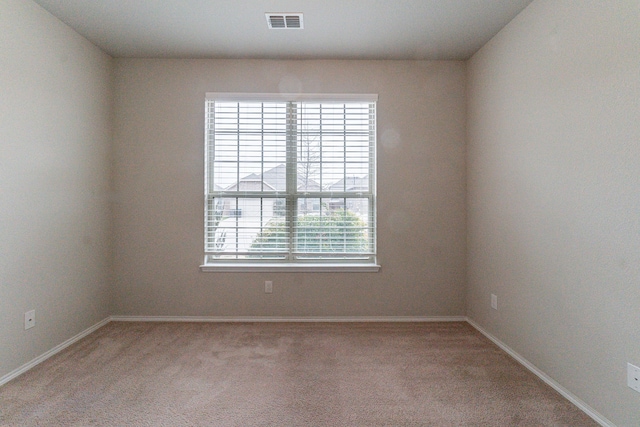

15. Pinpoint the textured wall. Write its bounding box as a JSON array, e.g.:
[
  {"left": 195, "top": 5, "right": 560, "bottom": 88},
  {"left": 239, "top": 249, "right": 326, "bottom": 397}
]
[
  {"left": 111, "top": 59, "right": 467, "bottom": 318},
  {"left": 0, "top": 0, "right": 113, "bottom": 379},
  {"left": 467, "top": 1, "right": 640, "bottom": 425}
]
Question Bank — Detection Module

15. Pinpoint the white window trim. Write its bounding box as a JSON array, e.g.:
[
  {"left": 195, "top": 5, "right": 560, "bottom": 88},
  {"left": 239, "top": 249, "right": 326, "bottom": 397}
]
[
  {"left": 199, "top": 263, "right": 381, "bottom": 273},
  {"left": 201, "top": 92, "right": 379, "bottom": 273},
  {"left": 207, "top": 92, "right": 379, "bottom": 102}
]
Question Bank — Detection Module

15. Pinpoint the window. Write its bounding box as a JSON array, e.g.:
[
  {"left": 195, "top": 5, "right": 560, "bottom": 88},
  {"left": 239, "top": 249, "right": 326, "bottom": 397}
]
[{"left": 202, "top": 93, "right": 378, "bottom": 272}]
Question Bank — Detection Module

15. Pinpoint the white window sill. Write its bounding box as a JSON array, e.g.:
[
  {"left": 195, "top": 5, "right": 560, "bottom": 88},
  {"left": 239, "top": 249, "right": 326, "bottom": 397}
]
[{"left": 199, "top": 263, "right": 381, "bottom": 273}]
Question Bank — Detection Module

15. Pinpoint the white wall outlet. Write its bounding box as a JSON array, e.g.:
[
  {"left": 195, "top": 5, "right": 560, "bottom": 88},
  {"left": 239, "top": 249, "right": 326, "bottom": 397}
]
[
  {"left": 265, "top": 281, "right": 273, "bottom": 294},
  {"left": 628, "top": 363, "right": 640, "bottom": 393},
  {"left": 491, "top": 294, "right": 498, "bottom": 310},
  {"left": 24, "top": 310, "right": 36, "bottom": 330}
]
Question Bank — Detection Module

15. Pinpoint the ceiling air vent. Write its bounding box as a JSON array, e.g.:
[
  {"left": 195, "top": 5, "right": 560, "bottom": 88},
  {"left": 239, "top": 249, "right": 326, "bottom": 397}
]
[{"left": 266, "top": 13, "right": 303, "bottom": 29}]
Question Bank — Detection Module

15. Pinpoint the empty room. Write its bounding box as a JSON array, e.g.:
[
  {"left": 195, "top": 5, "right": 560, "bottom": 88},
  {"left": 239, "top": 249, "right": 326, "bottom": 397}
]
[{"left": 1, "top": 0, "right": 638, "bottom": 425}]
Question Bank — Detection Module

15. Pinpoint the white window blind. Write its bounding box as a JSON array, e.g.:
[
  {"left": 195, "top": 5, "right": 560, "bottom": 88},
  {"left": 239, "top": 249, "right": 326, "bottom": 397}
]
[{"left": 204, "top": 93, "right": 377, "bottom": 267}]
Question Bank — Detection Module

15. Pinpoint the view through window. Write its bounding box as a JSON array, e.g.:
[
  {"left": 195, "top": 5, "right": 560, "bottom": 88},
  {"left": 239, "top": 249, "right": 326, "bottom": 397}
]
[{"left": 204, "top": 93, "right": 377, "bottom": 266}]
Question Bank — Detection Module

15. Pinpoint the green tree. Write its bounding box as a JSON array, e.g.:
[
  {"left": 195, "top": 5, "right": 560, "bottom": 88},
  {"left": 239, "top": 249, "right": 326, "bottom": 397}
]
[
  {"left": 250, "top": 219, "right": 287, "bottom": 252},
  {"left": 250, "top": 209, "right": 368, "bottom": 254}
]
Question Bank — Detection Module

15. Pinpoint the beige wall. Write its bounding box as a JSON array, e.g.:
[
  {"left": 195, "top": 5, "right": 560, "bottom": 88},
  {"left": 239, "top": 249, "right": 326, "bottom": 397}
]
[
  {"left": 467, "top": 1, "right": 640, "bottom": 425},
  {"left": 111, "top": 59, "right": 467, "bottom": 317},
  {"left": 0, "top": 0, "right": 113, "bottom": 378},
  {"left": 7, "top": 1, "right": 637, "bottom": 423}
]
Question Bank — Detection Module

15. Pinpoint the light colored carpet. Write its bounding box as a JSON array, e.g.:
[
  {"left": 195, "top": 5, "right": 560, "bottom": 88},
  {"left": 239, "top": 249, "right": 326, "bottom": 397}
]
[{"left": 0, "top": 321, "right": 598, "bottom": 426}]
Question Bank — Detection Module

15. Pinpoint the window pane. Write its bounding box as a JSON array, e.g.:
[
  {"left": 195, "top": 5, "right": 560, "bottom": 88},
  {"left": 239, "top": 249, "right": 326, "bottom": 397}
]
[
  {"left": 263, "top": 134, "right": 287, "bottom": 164},
  {"left": 296, "top": 102, "right": 372, "bottom": 193},
  {"left": 208, "top": 101, "right": 287, "bottom": 191},
  {"left": 206, "top": 197, "right": 288, "bottom": 259},
  {"left": 294, "top": 198, "right": 371, "bottom": 256}
]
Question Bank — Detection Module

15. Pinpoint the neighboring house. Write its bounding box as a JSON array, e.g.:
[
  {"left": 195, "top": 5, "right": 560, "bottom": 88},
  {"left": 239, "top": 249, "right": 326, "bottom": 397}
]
[
  {"left": 326, "top": 175, "right": 369, "bottom": 192},
  {"left": 260, "top": 163, "right": 322, "bottom": 193},
  {"left": 214, "top": 164, "right": 368, "bottom": 253},
  {"left": 221, "top": 176, "right": 278, "bottom": 218},
  {"left": 325, "top": 175, "right": 369, "bottom": 217},
  {"left": 215, "top": 164, "right": 322, "bottom": 253},
  {"left": 219, "top": 164, "right": 322, "bottom": 219}
]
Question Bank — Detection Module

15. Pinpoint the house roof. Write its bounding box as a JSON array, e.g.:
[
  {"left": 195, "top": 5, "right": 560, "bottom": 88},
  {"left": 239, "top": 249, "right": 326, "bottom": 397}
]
[
  {"left": 225, "top": 164, "right": 320, "bottom": 192},
  {"left": 326, "top": 176, "right": 369, "bottom": 192}
]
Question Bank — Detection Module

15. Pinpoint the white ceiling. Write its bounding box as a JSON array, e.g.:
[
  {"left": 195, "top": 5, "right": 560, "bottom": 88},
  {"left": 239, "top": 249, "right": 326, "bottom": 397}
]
[{"left": 32, "top": 0, "right": 533, "bottom": 60}]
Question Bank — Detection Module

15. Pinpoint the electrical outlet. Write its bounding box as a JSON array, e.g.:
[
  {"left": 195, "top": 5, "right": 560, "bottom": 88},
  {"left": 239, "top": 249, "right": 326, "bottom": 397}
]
[
  {"left": 265, "top": 281, "right": 273, "bottom": 294},
  {"left": 491, "top": 294, "right": 498, "bottom": 310},
  {"left": 24, "top": 310, "right": 36, "bottom": 330},
  {"left": 628, "top": 363, "right": 640, "bottom": 393}
]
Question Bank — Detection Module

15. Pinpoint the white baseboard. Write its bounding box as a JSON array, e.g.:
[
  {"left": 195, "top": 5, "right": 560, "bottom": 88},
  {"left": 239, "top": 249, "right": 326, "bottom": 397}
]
[
  {"left": 0, "top": 317, "right": 111, "bottom": 387},
  {"left": 110, "top": 315, "right": 467, "bottom": 323},
  {"left": 466, "top": 318, "right": 615, "bottom": 427}
]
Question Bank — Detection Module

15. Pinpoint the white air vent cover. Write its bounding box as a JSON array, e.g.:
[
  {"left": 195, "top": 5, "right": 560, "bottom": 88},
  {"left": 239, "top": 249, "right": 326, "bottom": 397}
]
[{"left": 266, "top": 13, "right": 303, "bottom": 29}]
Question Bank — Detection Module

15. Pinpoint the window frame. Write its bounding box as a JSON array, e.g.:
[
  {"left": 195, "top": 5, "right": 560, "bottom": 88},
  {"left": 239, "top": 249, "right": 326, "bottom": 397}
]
[{"left": 200, "top": 93, "right": 380, "bottom": 273}]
